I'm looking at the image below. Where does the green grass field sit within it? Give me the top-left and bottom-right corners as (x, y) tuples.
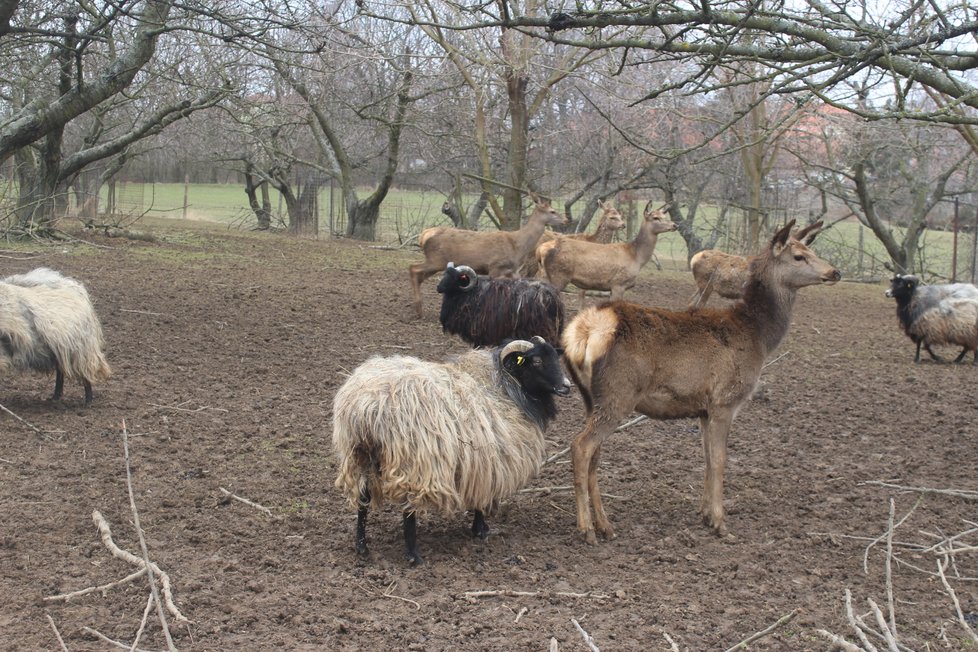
(2, 180), (975, 282)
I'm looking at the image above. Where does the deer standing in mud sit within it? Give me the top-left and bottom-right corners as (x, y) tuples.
(561, 220), (840, 544)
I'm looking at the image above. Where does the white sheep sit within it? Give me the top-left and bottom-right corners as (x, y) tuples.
(0, 268), (111, 404)
(331, 337), (570, 565)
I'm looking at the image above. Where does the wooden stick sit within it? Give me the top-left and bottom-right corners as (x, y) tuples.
(814, 628), (864, 652)
(860, 481), (978, 499)
(936, 556), (978, 644)
(219, 487), (278, 519)
(0, 401), (44, 435)
(122, 421), (179, 652)
(548, 638), (559, 652)
(46, 614), (70, 652)
(514, 607), (528, 624)
(91, 511), (189, 624)
(662, 631), (681, 652)
(862, 495), (922, 573)
(845, 590), (880, 652)
(462, 589), (611, 601)
(867, 598), (899, 652)
(572, 618), (599, 652)
(82, 626), (164, 652)
(723, 609), (798, 652)
(884, 499), (897, 642)
(44, 568), (148, 602)
(130, 592), (156, 652)
(383, 580), (421, 611)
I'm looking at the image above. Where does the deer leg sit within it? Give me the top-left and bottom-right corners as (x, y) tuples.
(409, 264), (437, 318)
(578, 288), (587, 311)
(403, 510), (423, 566)
(355, 485), (371, 556)
(471, 510), (489, 539)
(700, 410), (733, 536)
(572, 415), (618, 545)
(588, 445), (615, 540)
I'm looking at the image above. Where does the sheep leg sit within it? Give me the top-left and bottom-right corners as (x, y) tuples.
(51, 369), (64, 401)
(355, 485), (370, 556)
(588, 445), (615, 541)
(699, 411), (732, 536)
(402, 510), (423, 566)
(83, 380), (94, 405)
(953, 347), (968, 363)
(471, 510), (489, 540)
(924, 343), (944, 363)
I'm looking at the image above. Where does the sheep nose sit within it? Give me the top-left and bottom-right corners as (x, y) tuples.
(555, 377), (572, 396)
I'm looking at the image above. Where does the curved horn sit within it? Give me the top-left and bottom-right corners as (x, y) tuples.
(500, 339), (534, 361)
(531, 336), (546, 344)
(455, 265), (478, 291)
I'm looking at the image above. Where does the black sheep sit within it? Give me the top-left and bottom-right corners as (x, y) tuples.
(436, 263), (565, 347)
(885, 274), (978, 363)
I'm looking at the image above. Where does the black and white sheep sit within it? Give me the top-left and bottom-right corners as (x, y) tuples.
(436, 262), (565, 347)
(0, 267), (111, 403)
(331, 337), (570, 565)
(885, 274), (978, 363)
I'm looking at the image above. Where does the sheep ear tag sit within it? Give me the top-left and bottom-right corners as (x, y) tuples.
(516, 355), (525, 366)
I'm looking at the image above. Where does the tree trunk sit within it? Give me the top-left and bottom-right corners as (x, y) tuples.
(244, 164), (272, 230)
(347, 200), (381, 240)
(502, 69), (530, 230)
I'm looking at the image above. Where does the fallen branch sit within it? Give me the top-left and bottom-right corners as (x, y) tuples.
(814, 628), (864, 651)
(122, 420), (179, 652)
(462, 589), (612, 602)
(44, 568), (148, 603)
(219, 487), (279, 519)
(723, 609), (798, 652)
(382, 580), (421, 611)
(46, 614), (69, 652)
(572, 618), (600, 652)
(82, 626), (164, 652)
(150, 400), (228, 414)
(514, 606), (528, 624)
(91, 511), (189, 625)
(936, 556), (978, 644)
(0, 401), (44, 435)
(860, 481), (978, 500)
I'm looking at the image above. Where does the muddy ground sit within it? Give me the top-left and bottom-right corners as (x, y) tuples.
(1, 220), (976, 651)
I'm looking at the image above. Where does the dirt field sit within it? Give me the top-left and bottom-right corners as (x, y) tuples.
(1, 221), (976, 651)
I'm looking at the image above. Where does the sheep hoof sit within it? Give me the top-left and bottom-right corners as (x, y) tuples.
(406, 551), (424, 566)
(355, 542), (369, 557)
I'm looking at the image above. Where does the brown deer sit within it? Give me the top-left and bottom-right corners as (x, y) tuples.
(688, 222), (822, 307)
(522, 201), (627, 277)
(562, 220), (840, 544)
(538, 202), (675, 308)
(410, 193), (567, 317)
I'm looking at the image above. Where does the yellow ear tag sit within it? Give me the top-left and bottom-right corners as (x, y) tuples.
(516, 355), (525, 365)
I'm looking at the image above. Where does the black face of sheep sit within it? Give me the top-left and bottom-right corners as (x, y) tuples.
(435, 262), (477, 295)
(501, 337), (571, 400)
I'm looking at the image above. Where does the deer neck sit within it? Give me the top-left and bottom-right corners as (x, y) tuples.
(515, 215), (549, 258)
(628, 224), (659, 264)
(739, 276), (799, 357)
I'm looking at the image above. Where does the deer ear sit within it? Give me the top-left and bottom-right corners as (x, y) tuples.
(528, 190), (541, 204)
(771, 220), (795, 253)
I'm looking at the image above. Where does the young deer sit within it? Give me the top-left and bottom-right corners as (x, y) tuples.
(538, 202), (675, 308)
(562, 220), (840, 544)
(688, 222), (822, 307)
(410, 193), (566, 317)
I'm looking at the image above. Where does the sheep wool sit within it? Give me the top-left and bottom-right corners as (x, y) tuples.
(0, 268), (111, 400)
(332, 350), (548, 517)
